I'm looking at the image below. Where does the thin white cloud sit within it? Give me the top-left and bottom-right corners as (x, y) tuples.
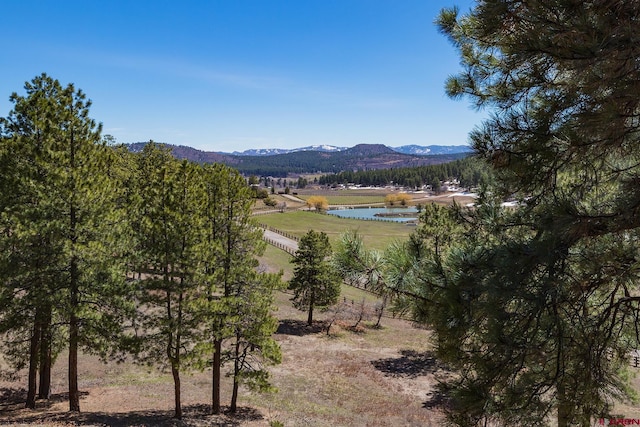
(54, 45), (408, 111)
(49, 45), (285, 91)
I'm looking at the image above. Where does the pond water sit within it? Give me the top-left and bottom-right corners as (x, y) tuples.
(327, 207), (419, 222)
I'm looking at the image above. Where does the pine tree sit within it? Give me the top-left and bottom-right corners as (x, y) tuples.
(199, 163), (268, 414)
(129, 144), (206, 419)
(425, 2), (640, 425)
(226, 270), (282, 413)
(0, 74), (132, 412)
(0, 75), (71, 408)
(289, 230), (340, 326)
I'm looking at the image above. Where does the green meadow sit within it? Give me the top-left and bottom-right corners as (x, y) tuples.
(255, 210), (413, 251)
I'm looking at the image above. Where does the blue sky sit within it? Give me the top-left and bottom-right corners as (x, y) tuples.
(1, 0), (482, 152)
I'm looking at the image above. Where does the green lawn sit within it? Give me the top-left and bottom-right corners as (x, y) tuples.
(256, 210), (413, 250)
(259, 235), (381, 309)
(257, 210), (406, 314)
(258, 244), (294, 281)
(339, 283), (380, 305)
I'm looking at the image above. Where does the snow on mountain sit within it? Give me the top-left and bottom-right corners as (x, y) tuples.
(390, 145), (472, 155)
(227, 144), (471, 156)
(290, 145), (348, 153)
(231, 145), (348, 156)
(231, 148), (290, 156)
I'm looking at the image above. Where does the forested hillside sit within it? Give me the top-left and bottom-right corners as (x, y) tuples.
(319, 156), (492, 190)
(232, 144), (464, 176)
(126, 142), (469, 176)
(127, 142), (237, 165)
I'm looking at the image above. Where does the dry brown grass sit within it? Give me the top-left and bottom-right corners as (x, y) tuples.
(3, 289), (640, 426)
(0, 289), (447, 426)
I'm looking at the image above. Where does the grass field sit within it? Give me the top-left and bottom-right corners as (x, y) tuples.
(279, 188), (476, 208)
(258, 244), (294, 281)
(4, 208), (640, 426)
(256, 210), (414, 250)
(0, 280), (442, 427)
(259, 243), (380, 306)
(296, 194), (387, 205)
(295, 187), (424, 206)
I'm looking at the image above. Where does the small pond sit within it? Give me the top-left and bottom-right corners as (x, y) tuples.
(327, 207), (419, 222)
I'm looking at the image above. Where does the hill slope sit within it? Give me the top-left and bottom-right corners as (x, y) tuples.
(125, 142), (469, 176)
(230, 144), (471, 156)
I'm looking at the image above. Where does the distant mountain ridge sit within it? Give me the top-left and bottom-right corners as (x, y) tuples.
(125, 142), (471, 177)
(231, 145), (348, 156)
(391, 144), (472, 155)
(228, 144), (471, 156)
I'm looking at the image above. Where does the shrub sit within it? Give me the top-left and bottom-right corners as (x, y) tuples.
(306, 195), (329, 212)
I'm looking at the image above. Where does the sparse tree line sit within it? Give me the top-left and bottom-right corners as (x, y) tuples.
(248, 175), (308, 199)
(0, 74), (282, 418)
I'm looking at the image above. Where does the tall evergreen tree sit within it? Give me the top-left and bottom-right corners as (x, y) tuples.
(129, 144), (207, 419)
(225, 269), (282, 413)
(0, 74), (132, 412)
(417, 2), (640, 425)
(199, 163), (269, 414)
(289, 230), (340, 326)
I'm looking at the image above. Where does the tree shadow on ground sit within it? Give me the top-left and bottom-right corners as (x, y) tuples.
(371, 350), (452, 410)
(422, 388), (451, 410)
(276, 319), (325, 336)
(371, 349), (446, 379)
(0, 387), (90, 413)
(0, 403), (263, 427)
(0, 386), (26, 410)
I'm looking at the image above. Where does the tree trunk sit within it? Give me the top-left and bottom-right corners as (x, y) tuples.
(68, 127), (80, 412)
(26, 319), (40, 409)
(172, 289), (183, 419)
(69, 257), (80, 412)
(307, 292), (315, 326)
(353, 299), (365, 328)
(307, 304), (314, 326)
(38, 305), (52, 399)
(38, 342), (52, 399)
(230, 338), (241, 413)
(375, 295), (388, 328)
(69, 308), (80, 412)
(171, 362), (182, 419)
(230, 378), (239, 413)
(212, 338), (222, 414)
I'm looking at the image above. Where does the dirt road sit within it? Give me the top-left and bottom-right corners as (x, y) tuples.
(262, 229), (299, 253)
